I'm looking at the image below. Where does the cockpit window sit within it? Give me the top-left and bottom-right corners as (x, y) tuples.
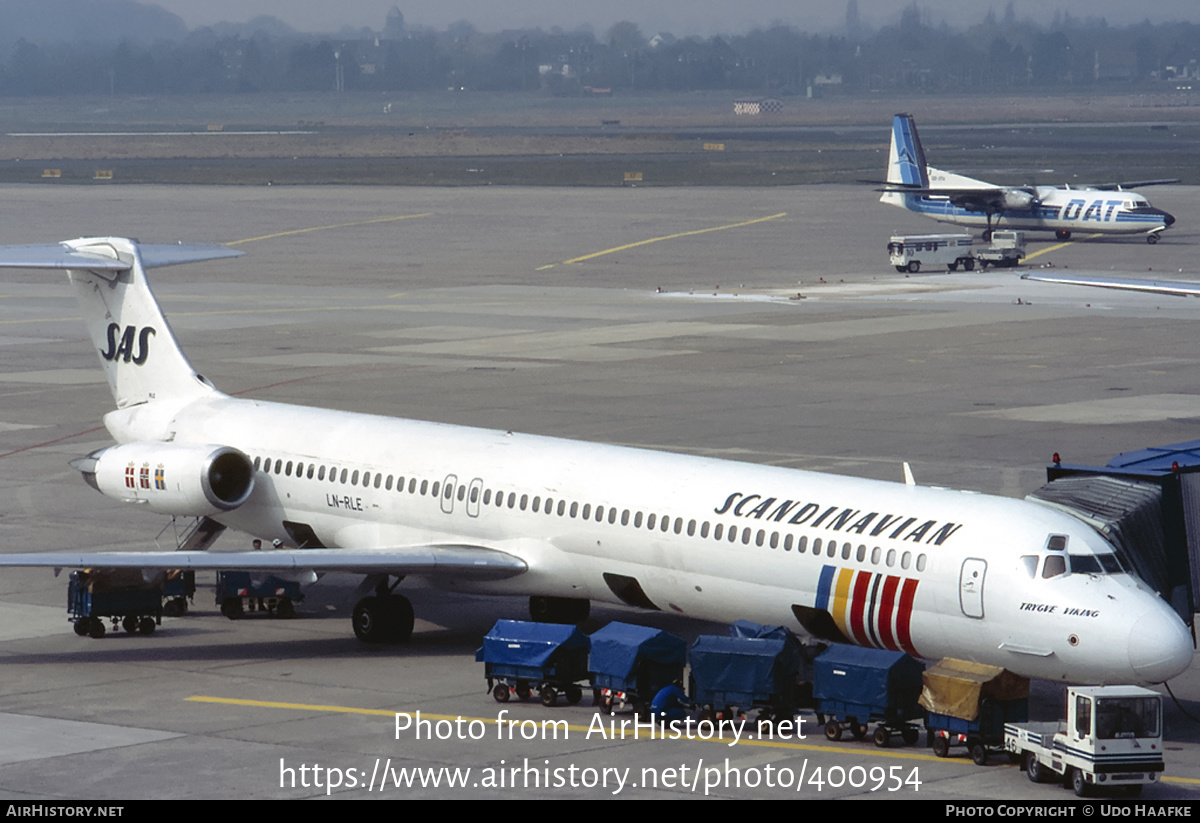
(1042, 554), (1067, 579)
(1098, 553), (1124, 573)
(1047, 534), (1068, 551)
(1019, 555), (1038, 579)
(1069, 554), (1102, 574)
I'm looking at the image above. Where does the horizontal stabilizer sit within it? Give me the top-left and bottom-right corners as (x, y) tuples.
(0, 240), (241, 271)
(1021, 272), (1200, 298)
(0, 545), (527, 580)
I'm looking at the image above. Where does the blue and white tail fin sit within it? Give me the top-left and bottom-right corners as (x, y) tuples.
(0, 237), (241, 409)
(887, 113), (930, 188)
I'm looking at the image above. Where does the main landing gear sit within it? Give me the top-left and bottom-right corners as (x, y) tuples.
(352, 577), (414, 643)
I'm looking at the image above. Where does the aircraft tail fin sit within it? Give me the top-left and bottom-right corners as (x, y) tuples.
(887, 113), (930, 189)
(0, 238), (241, 409)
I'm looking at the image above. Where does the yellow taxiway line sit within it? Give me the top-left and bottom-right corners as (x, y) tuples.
(226, 213), (431, 246)
(1021, 233), (1103, 263)
(543, 212), (788, 269)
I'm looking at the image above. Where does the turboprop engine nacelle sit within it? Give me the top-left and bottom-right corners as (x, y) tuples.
(1002, 188), (1037, 210)
(73, 442), (255, 516)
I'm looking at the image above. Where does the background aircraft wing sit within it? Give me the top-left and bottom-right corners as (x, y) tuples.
(1022, 272), (1200, 298)
(1090, 179), (1180, 190)
(0, 545), (527, 580)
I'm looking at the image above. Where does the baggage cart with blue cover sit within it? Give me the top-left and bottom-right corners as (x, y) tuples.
(813, 644), (925, 746)
(589, 621), (686, 713)
(920, 658), (1029, 764)
(215, 571), (302, 619)
(68, 569), (163, 639)
(688, 623), (806, 721)
(477, 619), (590, 707)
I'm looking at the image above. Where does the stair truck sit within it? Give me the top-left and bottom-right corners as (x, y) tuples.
(1005, 685), (1164, 797)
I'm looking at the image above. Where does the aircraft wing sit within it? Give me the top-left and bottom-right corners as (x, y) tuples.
(1021, 272), (1200, 298)
(0, 241), (241, 271)
(0, 545), (527, 580)
(876, 184), (1011, 213)
(1090, 179), (1180, 191)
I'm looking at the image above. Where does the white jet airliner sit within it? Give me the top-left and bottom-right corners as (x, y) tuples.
(878, 114), (1177, 244)
(0, 237), (1191, 685)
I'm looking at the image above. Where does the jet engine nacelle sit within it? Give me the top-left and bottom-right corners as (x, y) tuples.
(1002, 188), (1036, 210)
(74, 442), (255, 516)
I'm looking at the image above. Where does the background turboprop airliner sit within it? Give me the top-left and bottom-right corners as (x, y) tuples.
(878, 114), (1177, 244)
(0, 237), (1191, 686)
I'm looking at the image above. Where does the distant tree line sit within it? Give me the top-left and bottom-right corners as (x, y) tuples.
(0, 5), (1198, 97)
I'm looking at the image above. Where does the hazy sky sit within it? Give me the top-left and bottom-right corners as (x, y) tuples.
(150, 1), (1200, 37)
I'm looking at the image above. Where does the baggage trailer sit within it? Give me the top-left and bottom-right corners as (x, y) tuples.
(887, 233), (974, 273)
(215, 571), (302, 618)
(477, 619), (590, 707)
(1005, 685), (1164, 797)
(588, 621), (686, 714)
(688, 623), (811, 722)
(813, 645), (925, 746)
(68, 569), (163, 638)
(921, 657), (1029, 764)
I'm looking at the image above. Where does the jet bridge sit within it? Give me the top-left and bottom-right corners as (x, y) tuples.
(1031, 439), (1200, 626)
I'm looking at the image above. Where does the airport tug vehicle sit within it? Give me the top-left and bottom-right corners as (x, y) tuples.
(1006, 685), (1163, 797)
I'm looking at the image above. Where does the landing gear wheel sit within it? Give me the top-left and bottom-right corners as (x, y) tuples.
(73, 620), (89, 637)
(528, 596), (590, 624)
(123, 615), (138, 634)
(1026, 752), (1045, 783)
(932, 736), (950, 758)
(540, 686), (558, 707)
(138, 617), (155, 634)
(492, 684), (511, 703)
(825, 720), (842, 741)
(1055, 230), (1072, 241)
(353, 596), (385, 642)
(902, 726), (920, 746)
(565, 685), (583, 706)
(88, 619), (106, 639)
(352, 594), (413, 643)
(873, 726), (890, 747)
(1148, 233), (1159, 245)
(971, 741), (989, 766)
(906, 261), (920, 274)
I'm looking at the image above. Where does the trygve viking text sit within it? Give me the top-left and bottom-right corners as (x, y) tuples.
(713, 492), (963, 546)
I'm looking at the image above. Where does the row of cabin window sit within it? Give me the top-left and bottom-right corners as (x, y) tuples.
(253, 455), (927, 573)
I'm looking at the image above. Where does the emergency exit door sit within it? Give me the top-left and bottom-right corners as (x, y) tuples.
(960, 558), (987, 618)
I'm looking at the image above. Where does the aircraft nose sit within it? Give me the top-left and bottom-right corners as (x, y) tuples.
(1162, 210), (1176, 227)
(1128, 607), (1193, 683)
